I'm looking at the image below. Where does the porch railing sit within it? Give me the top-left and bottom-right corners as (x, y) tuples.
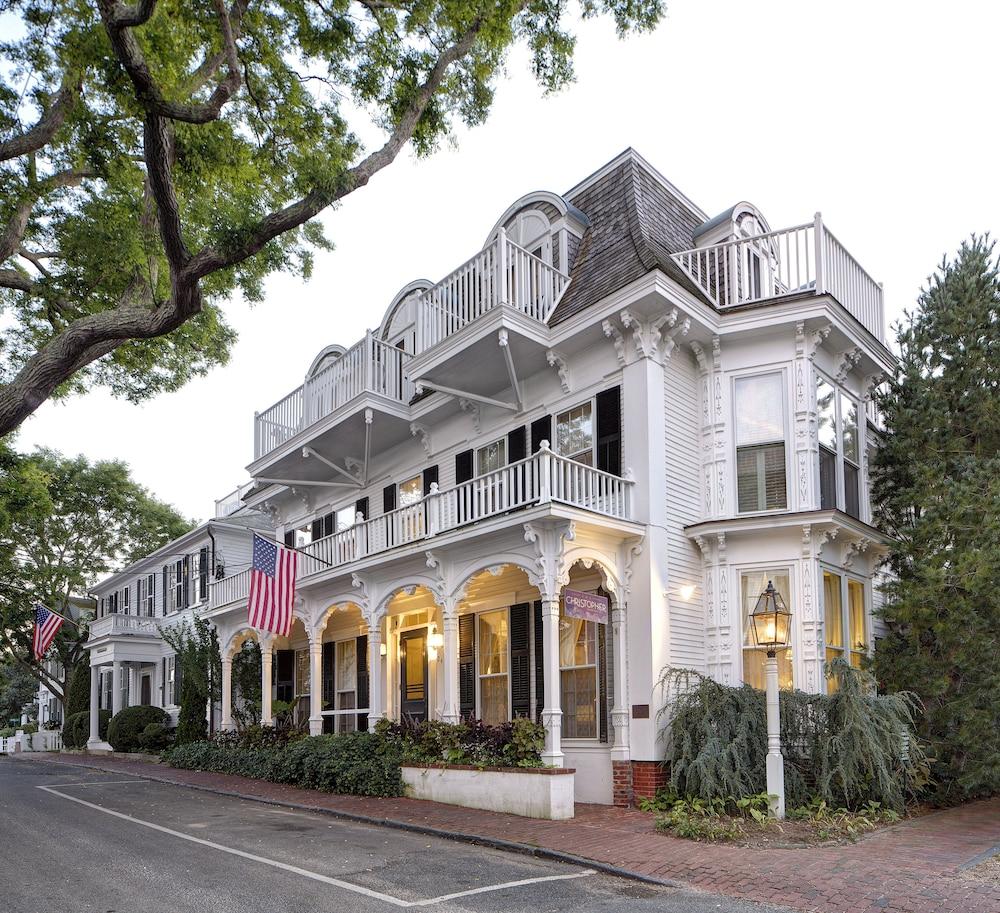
(88, 614), (161, 638)
(254, 333), (414, 460)
(415, 228), (571, 351)
(670, 215), (884, 342)
(210, 569), (251, 609)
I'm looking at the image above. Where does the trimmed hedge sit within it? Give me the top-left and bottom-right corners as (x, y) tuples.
(166, 731), (404, 797)
(62, 709), (110, 748)
(107, 705), (170, 753)
(378, 717), (546, 768)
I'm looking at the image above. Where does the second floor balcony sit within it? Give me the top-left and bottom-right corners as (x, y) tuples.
(212, 444), (635, 610)
(88, 614), (161, 640)
(671, 215), (885, 343)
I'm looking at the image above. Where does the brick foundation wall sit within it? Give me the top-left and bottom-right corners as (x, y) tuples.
(630, 760), (667, 801)
(611, 760), (633, 808)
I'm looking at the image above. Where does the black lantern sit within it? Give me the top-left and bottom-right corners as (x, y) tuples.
(750, 580), (791, 654)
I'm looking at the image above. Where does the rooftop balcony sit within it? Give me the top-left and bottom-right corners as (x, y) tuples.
(252, 332), (414, 472)
(212, 445), (634, 609)
(671, 215), (885, 342)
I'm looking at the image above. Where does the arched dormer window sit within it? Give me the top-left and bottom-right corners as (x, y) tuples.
(306, 345), (347, 379)
(507, 209), (552, 265)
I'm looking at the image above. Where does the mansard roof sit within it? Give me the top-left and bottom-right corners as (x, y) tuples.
(550, 148), (711, 324)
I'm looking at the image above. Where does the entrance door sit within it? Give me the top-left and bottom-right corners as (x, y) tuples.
(140, 672), (151, 705)
(399, 629), (428, 723)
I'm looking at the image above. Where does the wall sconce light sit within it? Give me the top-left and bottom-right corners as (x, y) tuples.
(379, 642), (387, 657)
(427, 625), (444, 661)
(678, 584), (697, 601)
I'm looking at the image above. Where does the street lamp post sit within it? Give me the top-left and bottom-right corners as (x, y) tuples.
(750, 579), (792, 819)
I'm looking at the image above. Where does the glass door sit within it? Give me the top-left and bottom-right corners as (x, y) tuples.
(399, 629), (428, 723)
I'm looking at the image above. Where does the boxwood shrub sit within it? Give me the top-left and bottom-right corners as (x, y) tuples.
(62, 709), (110, 748)
(107, 705), (170, 753)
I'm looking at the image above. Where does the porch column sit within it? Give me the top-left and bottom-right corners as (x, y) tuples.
(308, 639), (323, 736)
(111, 661), (123, 716)
(151, 661), (161, 711)
(260, 639), (273, 726)
(540, 597), (564, 767)
(367, 619), (384, 731)
(88, 664), (100, 745)
(220, 655), (234, 731)
(127, 666), (135, 707)
(609, 601), (631, 761)
(440, 611), (460, 724)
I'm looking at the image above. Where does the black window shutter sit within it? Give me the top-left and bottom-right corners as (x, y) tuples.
(454, 450), (473, 484)
(99, 596), (105, 617)
(284, 529), (296, 547)
(199, 546), (210, 600)
(422, 465), (439, 495)
(162, 566), (168, 615)
(174, 657), (183, 705)
(507, 426), (527, 463)
(533, 601), (544, 720)
(510, 604), (531, 718)
(458, 614), (476, 719)
(322, 642), (335, 734)
(596, 386), (622, 476)
(356, 635), (369, 731)
(531, 415), (552, 453)
(311, 517), (323, 542)
(324, 512), (335, 537)
(383, 484), (396, 513)
(598, 621), (609, 743)
(182, 556), (190, 607)
(354, 496), (369, 520)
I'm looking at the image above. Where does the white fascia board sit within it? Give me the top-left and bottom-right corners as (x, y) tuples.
(684, 508), (893, 547)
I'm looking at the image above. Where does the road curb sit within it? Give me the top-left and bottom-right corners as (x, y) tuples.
(21, 754), (684, 891)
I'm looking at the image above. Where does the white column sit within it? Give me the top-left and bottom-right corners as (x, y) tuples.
(367, 619), (384, 732)
(127, 666), (135, 707)
(88, 665), (100, 745)
(440, 611), (459, 724)
(220, 655), (234, 731)
(111, 661), (123, 716)
(540, 597), (563, 767)
(609, 602), (630, 762)
(765, 651), (786, 818)
(309, 639), (323, 736)
(260, 641), (273, 726)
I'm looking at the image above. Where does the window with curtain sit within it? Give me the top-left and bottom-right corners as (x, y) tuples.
(741, 570), (793, 689)
(295, 648), (310, 696)
(559, 608), (598, 739)
(476, 438), (506, 476)
(478, 610), (509, 725)
(735, 374), (787, 512)
(556, 402), (594, 465)
(824, 572), (869, 691)
(398, 474), (423, 507)
(336, 640), (357, 733)
(848, 580), (867, 667)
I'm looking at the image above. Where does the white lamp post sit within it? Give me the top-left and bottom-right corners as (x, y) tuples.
(749, 579), (791, 819)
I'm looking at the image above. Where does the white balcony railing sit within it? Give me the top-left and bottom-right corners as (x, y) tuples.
(88, 614), (160, 639)
(671, 215), (884, 342)
(254, 333), (414, 460)
(210, 445), (634, 608)
(416, 228), (571, 351)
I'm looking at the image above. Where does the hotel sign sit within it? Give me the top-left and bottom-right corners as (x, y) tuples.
(563, 589), (609, 625)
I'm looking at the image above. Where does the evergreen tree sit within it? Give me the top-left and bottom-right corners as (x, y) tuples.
(174, 674), (207, 745)
(872, 236), (1000, 804)
(63, 663), (90, 718)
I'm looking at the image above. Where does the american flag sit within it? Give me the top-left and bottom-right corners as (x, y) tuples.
(32, 603), (64, 661)
(248, 534), (297, 637)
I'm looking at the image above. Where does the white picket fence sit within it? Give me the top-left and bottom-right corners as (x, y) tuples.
(0, 729), (63, 754)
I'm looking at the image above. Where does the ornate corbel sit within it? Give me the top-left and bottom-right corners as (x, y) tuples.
(835, 347), (863, 384)
(843, 536), (873, 570)
(602, 319), (627, 366)
(524, 520), (576, 602)
(290, 487), (313, 513)
(689, 341), (709, 373)
(409, 422), (432, 457)
(662, 317), (691, 361)
(545, 349), (572, 394)
(620, 307), (678, 360)
(458, 397), (481, 433)
(344, 456), (365, 480)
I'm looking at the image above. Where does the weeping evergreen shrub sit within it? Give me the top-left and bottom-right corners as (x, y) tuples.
(659, 660), (927, 812)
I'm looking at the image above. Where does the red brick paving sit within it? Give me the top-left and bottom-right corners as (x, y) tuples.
(29, 754), (1000, 913)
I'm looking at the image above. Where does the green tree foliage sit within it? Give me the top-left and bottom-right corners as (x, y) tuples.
(161, 617), (220, 742)
(659, 663), (927, 813)
(0, 442), (192, 702)
(871, 237), (1000, 804)
(175, 672), (207, 744)
(0, 0), (663, 434)
(0, 659), (38, 724)
(231, 639), (261, 731)
(63, 662), (90, 717)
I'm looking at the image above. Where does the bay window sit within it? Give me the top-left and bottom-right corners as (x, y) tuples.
(559, 606), (598, 739)
(816, 375), (862, 518)
(741, 569), (793, 690)
(823, 572), (868, 691)
(478, 609), (509, 725)
(735, 373), (787, 512)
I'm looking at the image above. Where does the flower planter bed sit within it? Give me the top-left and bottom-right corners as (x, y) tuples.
(401, 763), (575, 820)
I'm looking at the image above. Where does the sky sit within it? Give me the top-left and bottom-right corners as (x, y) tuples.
(12, 0), (1000, 522)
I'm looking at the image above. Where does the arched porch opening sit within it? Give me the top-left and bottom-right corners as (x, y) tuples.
(264, 615), (311, 729)
(314, 601), (369, 735)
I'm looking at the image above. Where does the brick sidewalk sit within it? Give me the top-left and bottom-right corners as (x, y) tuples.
(28, 754), (1000, 913)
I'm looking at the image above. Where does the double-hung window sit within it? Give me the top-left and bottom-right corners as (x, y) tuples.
(198, 547), (210, 601)
(816, 376), (862, 518)
(475, 439), (507, 514)
(823, 572), (868, 691)
(560, 607), (598, 739)
(335, 639), (358, 733)
(735, 373), (787, 512)
(556, 403), (594, 465)
(173, 559), (183, 610)
(741, 569), (793, 690)
(145, 574), (155, 616)
(122, 585), (130, 615)
(478, 609), (509, 725)
(398, 474), (423, 507)
(476, 438), (506, 476)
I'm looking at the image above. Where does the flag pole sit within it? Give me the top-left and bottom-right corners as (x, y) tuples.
(255, 532), (336, 569)
(5, 584), (89, 631)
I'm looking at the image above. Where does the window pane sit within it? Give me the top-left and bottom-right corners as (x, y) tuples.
(844, 463), (860, 518)
(560, 667), (597, 738)
(476, 439), (506, 476)
(741, 570), (793, 689)
(336, 640), (356, 691)
(737, 443), (786, 512)
(336, 506), (355, 530)
(480, 675), (508, 725)
(824, 571), (844, 652)
(295, 649), (310, 695)
(848, 580), (866, 652)
(399, 475), (423, 506)
(819, 446), (838, 509)
(842, 396), (859, 463)
(559, 615), (596, 667)
(816, 377), (837, 450)
(735, 374), (784, 444)
(478, 610), (508, 675)
(556, 403), (594, 463)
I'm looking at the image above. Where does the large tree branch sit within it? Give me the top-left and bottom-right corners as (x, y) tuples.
(186, 10), (492, 280)
(0, 79), (79, 163)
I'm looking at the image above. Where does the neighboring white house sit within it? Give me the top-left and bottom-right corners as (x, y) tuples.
(83, 490), (272, 749)
(31, 594), (94, 729)
(189, 147), (895, 807)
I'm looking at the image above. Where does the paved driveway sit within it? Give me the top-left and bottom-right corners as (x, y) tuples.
(1, 758), (787, 913)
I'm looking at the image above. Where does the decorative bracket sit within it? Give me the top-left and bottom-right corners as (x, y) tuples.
(795, 321), (833, 361)
(458, 398), (481, 433)
(835, 347), (863, 384)
(602, 319), (627, 366)
(620, 307), (678, 360)
(523, 520), (576, 602)
(662, 317), (691, 361)
(545, 349), (572, 394)
(409, 422), (432, 457)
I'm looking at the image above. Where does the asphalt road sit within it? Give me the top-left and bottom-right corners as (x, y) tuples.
(0, 757), (789, 913)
